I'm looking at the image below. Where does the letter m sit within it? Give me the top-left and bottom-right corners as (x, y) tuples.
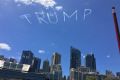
(63, 10), (78, 22)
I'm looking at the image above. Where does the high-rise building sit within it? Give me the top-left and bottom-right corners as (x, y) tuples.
(70, 47), (81, 69)
(85, 54), (96, 72)
(43, 59), (50, 73)
(31, 57), (41, 72)
(20, 50), (34, 65)
(51, 52), (61, 65)
(50, 53), (62, 80)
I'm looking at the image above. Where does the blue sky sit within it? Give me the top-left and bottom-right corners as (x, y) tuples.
(0, 0), (120, 76)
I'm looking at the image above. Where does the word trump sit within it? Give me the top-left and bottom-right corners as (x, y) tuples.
(20, 9), (92, 24)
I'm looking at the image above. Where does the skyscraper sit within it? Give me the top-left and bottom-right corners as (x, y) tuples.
(85, 54), (96, 72)
(31, 57), (41, 72)
(70, 47), (81, 69)
(51, 52), (61, 65)
(43, 59), (50, 73)
(50, 53), (62, 80)
(20, 50), (34, 65)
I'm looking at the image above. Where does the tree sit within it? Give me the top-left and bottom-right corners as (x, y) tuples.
(86, 76), (96, 80)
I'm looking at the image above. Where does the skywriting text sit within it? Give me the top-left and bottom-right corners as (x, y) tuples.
(20, 9), (92, 24)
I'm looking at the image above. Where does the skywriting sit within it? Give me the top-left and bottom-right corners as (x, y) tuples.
(20, 9), (92, 24)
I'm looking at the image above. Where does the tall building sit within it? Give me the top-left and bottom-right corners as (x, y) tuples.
(70, 47), (81, 69)
(31, 57), (41, 72)
(20, 50), (34, 65)
(50, 53), (62, 80)
(85, 54), (96, 72)
(51, 52), (61, 65)
(43, 59), (50, 73)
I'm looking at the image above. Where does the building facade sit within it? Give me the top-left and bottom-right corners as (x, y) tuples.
(51, 52), (61, 65)
(20, 50), (34, 65)
(43, 59), (50, 73)
(30, 57), (41, 72)
(70, 47), (81, 69)
(85, 54), (96, 72)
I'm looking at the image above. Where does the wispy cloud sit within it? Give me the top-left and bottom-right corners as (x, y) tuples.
(15, 0), (56, 8)
(0, 43), (11, 51)
(106, 55), (111, 58)
(55, 6), (63, 11)
(38, 49), (45, 54)
(14, 0), (63, 10)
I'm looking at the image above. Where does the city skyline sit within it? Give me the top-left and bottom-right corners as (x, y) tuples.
(0, 0), (120, 77)
(0, 47), (117, 76)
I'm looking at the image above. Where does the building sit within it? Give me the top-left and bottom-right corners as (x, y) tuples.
(50, 64), (62, 80)
(67, 76), (70, 80)
(51, 52), (61, 65)
(116, 72), (120, 78)
(70, 66), (90, 80)
(106, 70), (115, 78)
(9, 58), (17, 63)
(30, 57), (41, 72)
(0, 60), (30, 72)
(50, 53), (62, 80)
(78, 66), (90, 73)
(70, 67), (100, 80)
(85, 54), (96, 72)
(62, 75), (66, 80)
(4, 57), (10, 62)
(70, 68), (81, 80)
(0, 69), (46, 80)
(0, 55), (4, 60)
(20, 50), (34, 65)
(70, 47), (81, 69)
(43, 59), (50, 73)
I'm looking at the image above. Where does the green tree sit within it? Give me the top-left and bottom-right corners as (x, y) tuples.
(86, 76), (96, 80)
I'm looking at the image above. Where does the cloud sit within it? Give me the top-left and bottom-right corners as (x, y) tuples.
(55, 6), (63, 11)
(0, 43), (11, 51)
(106, 55), (111, 58)
(15, 0), (63, 11)
(15, 0), (56, 8)
(38, 49), (45, 54)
